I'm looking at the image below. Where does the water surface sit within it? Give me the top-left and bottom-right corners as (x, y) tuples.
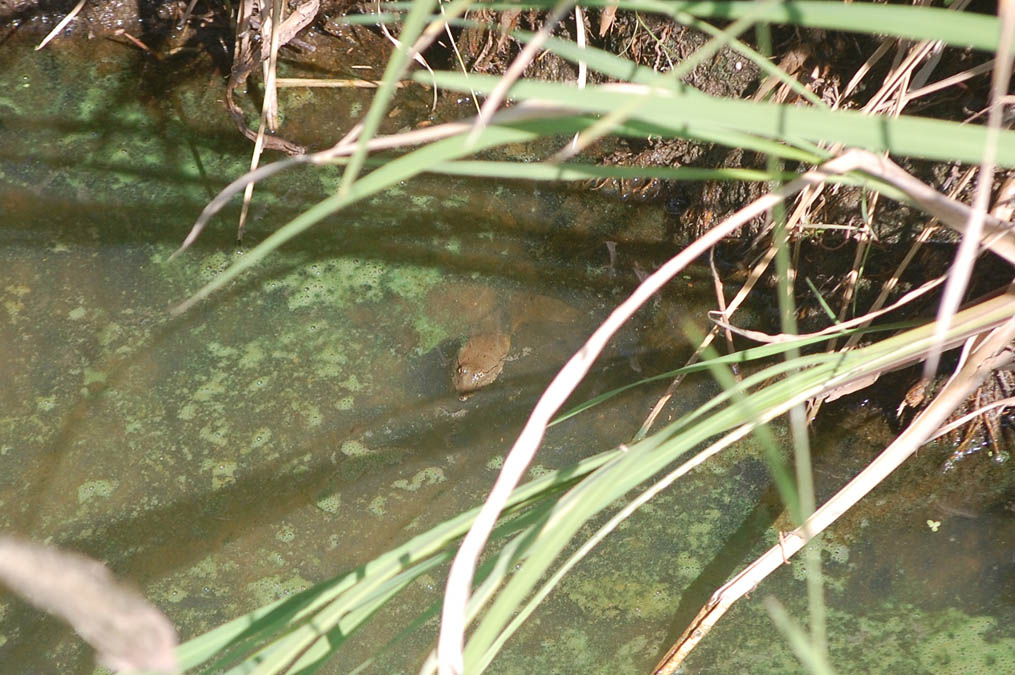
(1, 30), (1013, 675)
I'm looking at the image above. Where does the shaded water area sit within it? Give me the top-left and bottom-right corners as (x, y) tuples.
(1, 31), (1014, 675)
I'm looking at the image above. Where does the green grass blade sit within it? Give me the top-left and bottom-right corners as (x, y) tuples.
(176, 452), (615, 671)
(459, 292), (1015, 667)
(421, 74), (1015, 167)
(174, 122), (549, 312)
(669, 0), (1003, 53)
(764, 596), (838, 675)
(338, 0), (438, 195)
(437, 0), (1005, 53)
(427, 160), (786, 182)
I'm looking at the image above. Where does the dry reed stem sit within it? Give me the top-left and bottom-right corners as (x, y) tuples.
(170, 101), (578, 260)
(35, 0), (87, 50)
(598, 0), (618, 37)
(376, 0), (438, 107)
(439, 1), (481, 115)
(927, 0), (1015, 378)
(808, 166), (979, 420)
(653, 312), (1015, 674)
(929, 394), (1015, 442)
(436, 155), (850, 675)
(237, 0), (286, 243)
(236, 0), (313, 240)
(0, 536), (178, 673)
(902, 60), (995, 106)
(708, 273), (947, 345)
(636, 244), (777, 439)
(710, 249), (738, 376)
(794, 10), (941, 354)
(274, 77), (411, 88)
(436, 149), (923, 673)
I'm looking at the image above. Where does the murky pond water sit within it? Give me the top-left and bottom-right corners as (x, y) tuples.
(2, 30), (1014, 675)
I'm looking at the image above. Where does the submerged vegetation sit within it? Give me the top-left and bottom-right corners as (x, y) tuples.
(5, 0), (1015, 672)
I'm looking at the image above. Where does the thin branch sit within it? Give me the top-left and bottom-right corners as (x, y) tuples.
(36, 0), (87, 50)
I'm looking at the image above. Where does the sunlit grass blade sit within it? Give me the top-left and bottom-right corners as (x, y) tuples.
(173, 120), (561, 313)
(435, 0), (1004, 53)
(458, 291), (1015, 669)
(419, 73), (1015, 167)
(176, 286), (1014, 672)
(337, 0), (438, 194)
(175, 452), (615, 671)
(764, 596), (837, 675)
(428, 159), (788, 182)
(665, 0), (1002, 52)
(550, 320), (918, 427)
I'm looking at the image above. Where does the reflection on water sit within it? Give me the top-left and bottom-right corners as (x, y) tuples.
(2, 30), (1013, 675)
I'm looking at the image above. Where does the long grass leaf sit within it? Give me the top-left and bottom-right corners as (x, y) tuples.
(173, 123), (546, 313)
(420, 74), (1015, 167)
(339, 0), (438, 194)
(441, 0), (1004, 52)
(176, 452), (614, 670)
(459, 292), (1015, 667)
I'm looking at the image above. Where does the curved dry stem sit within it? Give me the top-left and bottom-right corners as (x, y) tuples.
(927, 0), (1015, 377)
(654, 313), (1015, 673)
(708, 273), (946, 345)
(35, 0), (88, 50)
(169, 102), (573, 261)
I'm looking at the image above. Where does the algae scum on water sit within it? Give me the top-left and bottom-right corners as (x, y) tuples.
(2, 28), (1014, 675)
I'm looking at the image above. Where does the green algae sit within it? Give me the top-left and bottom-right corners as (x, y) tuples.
(314, 491), (342, 514)
(77, 479), (118, 504)
(528, 464), (552, 479)
(392, 467), (446, 492)
(205, 459), (237, 489)
(247, 574), (313, 606)
(249, 427), (272, 449)
(412, 313), (448, 354)
(689, 603), (1015, 675)
(275, 523), (297, 544)
(0, 38), (497, 671)
(341, 440), (371, 457)
(565, 575), (675, 621)
(368, 495), (387, 517)
(3, 32), (1013, 675)
(290, 401), (323, 429)
(81, 367), (106, 387)
(491, 627), (654, 675)
(917, 611), (1015, 674)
